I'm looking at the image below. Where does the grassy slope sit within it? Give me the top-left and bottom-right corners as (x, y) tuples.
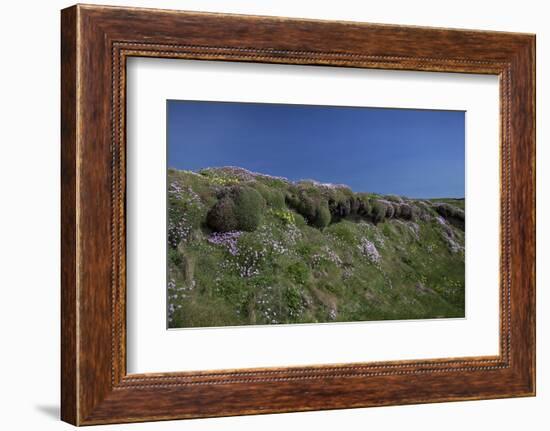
(167, 167), (465, 328)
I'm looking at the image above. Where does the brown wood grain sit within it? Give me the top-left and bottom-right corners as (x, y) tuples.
(61, 4), (535, 425)
(60, 5), (78, 425)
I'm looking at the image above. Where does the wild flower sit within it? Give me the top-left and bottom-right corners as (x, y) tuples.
(168, 181), (201, 205)
(312, 245), (343, 267)
(300, 179), (350, 190)
(236, 249), (264, 277)
(256, 289), (281, 323)
(271, 208), (295, 225)
(359, 221), (386, 247)
(199, 166), (290, 184)
(207, 231), (242, 256)
(358, 237), (381, 264)
(283, 223), (302, 246)
(324, 247), (343, 266)
(167, 278), (194, 301)
(254, 225), (290, 256)
(168, 181), (184, 199)
(168, 216), (190, 247)
(216, 235), (267, 278)
(167, 181), (203, 247)
(342, 266), (354, 280)
(393, 219), (420, 240)
(211, 175), (239, 187)
(408, 222), (420, 239)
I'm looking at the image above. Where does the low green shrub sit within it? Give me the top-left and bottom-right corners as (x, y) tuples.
(385, 202), (395, 218)
(392, 202), (402, 218)
(168, 248), (183, 268)
(232, 186), (265, 231)
(285, 193), (301, 210)
(313, 202), (331, 229)
(399, 203), (414, 220)
(286, 261), (310, 285)
(371, 200), (387, 224)
(206, 186), (265, 232)
(286, 190), (331, 229)
(254, 183), (286, 208)
(206, 196), (239, 232)
(435, 203), (464, 221)
(326, 221), (356, 244)
(385, 194), (404, 203)
(328, 197), (351, 219)
(434, 203), (465, 229)
(284, 285), (303, 315)
(356, 194), (371, 217)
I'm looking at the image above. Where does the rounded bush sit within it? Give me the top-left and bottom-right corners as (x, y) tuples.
(339, 198), (352, 217)
(392, 202), (402, 218)
(254, 183), (285, 208)
(371, 200), (387, 224)
(386, 194), (404, 203)
(385, 202), (395, 219)
(435, 203), (464, 221)
(398, 203), (420, 221)
(313, 203), (331, 229)
(349, 197), (361, 215)
(285, 190), (331, 229)
(285, 193), (301, 210)
(232, 186), (265, 231)
(434, 202), (464, 229)
(266, 189), (286, 208)
(206, 196), (238, 232)
(328, 197), (351, 220)
(299, 195), (318, 221)
(206, 186), (265, 232)
(356, 195), (371, 217)
(288, 192), (312, 219)
(399, 203), (413, 220)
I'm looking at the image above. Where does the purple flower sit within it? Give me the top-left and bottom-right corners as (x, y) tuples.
(168, 216), (190, 247)
(208, 231), (242, 256)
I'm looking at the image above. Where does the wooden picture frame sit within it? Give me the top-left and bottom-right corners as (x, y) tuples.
(61, 4), (535, 425)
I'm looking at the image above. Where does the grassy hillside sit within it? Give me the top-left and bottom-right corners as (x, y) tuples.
(167, 166), (465, 328)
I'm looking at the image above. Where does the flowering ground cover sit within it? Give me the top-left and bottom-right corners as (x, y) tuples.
(167, 166), (465, 328)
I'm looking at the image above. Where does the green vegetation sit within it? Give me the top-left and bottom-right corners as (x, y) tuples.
(167, 166), (465, 328)
(206, 185), (265, 232)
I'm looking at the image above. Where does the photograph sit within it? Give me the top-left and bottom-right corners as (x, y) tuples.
(166, 100), (466, 328)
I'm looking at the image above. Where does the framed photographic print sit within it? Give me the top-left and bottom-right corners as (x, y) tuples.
(61, 4), (536, 425)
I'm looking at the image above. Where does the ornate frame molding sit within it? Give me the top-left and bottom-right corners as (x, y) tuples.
(61, 5), (535, 425)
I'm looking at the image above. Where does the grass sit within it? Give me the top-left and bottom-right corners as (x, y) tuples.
(167, 167), (465, 328)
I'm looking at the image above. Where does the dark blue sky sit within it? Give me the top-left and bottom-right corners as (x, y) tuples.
(167, 100), (465, 198)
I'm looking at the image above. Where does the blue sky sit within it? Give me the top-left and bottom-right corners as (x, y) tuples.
(167, 100), (465, 198)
